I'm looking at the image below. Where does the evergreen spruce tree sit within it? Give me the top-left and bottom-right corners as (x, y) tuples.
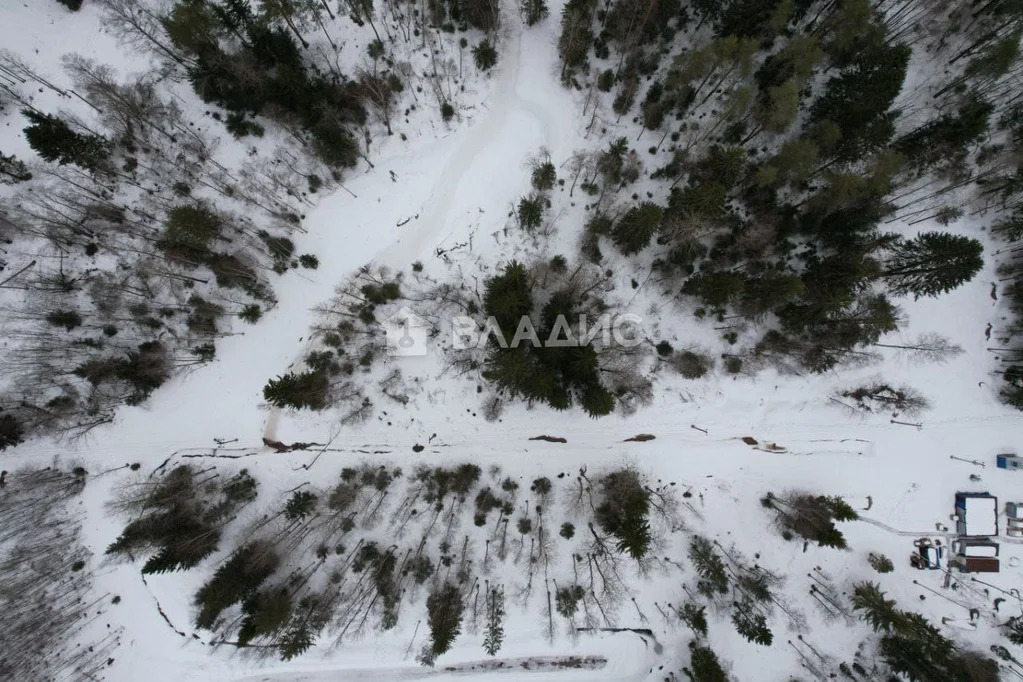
(518, 195), (544, 230)
(473, 40), (498, 71)
(0, 414), (24, 451)
(425, 582), (464, 660)
(731, 600), (773, 645)
(462, 0), (500, 30)
(521, 0), (549, 25)
(594, 469), (652, 559)
(895, 95), (993, 169)
(685, 642), (728, 682)
(1003, 366), (1023, 410)
(483, 261), (534, 337)
(868, 553), (895, 573)
(195, 542), (280, 629)
(677, 602), (709, 636)
(762, 493), (857, 547)
(283, 490), (317, 520)
(557, 0), (596, 80)
(1005, 616), (1023, 645)
(531, 161), (557, 190)
(22, 110), (111, 172)
(482, 586), (505, 655)
(683, 271), (747, 307)
(809, 41), (911, 160)
(882, 232), (984, 299)
(279, 623), (315, 660)
(263, 370), (329, 410)
(579, 381), (614, 417)
(611, 202), (663, 255)
(850, 582), (903, 633)
(689, 536), (729, 596)
(239, 589), (293, 645)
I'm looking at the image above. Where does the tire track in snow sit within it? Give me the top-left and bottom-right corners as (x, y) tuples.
(369, 18), (557, 270)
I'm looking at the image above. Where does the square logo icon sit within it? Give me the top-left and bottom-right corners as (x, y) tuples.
(384, 306), (429, 356)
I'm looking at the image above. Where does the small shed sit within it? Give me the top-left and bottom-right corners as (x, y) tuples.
(1007, 502), (1023, 519)
(953, 539), (1000, 558)
(955, 492), (998, 537)
(952, 556), (1000, 573)
(997, 454), (1022, 470)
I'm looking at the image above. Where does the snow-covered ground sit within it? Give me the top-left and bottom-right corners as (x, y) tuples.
(3, 2), (1023, 681)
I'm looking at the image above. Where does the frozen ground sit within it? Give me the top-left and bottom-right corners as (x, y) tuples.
(3, 2), (1023, 681)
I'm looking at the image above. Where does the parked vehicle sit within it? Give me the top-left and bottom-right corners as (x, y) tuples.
(911, 539), (945, 569)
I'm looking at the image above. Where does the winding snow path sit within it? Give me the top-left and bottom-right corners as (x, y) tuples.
(262, 17), (577, 441)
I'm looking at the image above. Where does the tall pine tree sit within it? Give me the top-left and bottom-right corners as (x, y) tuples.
(882, 232), (984, 299)
(22, 110), (111, 172)
(482, 585), (505, 655)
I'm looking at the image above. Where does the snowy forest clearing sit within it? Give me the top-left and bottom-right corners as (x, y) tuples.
(3, 0), (1023, 680)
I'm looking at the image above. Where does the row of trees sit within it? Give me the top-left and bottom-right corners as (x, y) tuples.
(107, 464), (258, 573)
(103, 459), (680, 663)
(851, 582), (999, 680)
(0, 467), (120, 680)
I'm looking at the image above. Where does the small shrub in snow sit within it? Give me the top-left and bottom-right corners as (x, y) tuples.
(224, 112), (264, 138)
(531, 161), (557, 191)
(868, 552), (894, 573)
(46, 310), (82, 331)
(841, 382), (929, 416)
(284, 490), (317, 520)
(518, 194), (544, 229)
(671, 350), (712, 378)
(482, 395), (504, 421)
(239, 304), (262, 323)
(530, 476), (552, 496)
(473, 40), (498, 71)
(554, 584), (584, 618)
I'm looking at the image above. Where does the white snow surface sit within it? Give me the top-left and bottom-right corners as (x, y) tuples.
(961, 495), (999, 538)
(3, 2), (1023, 682)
